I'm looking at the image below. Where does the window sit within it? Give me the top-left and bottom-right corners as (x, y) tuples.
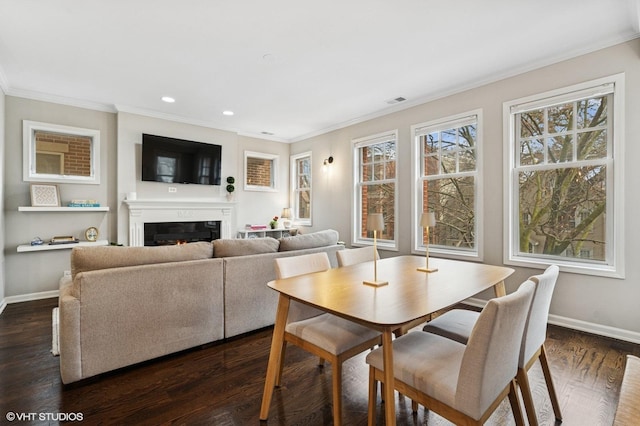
(412, 111), (482, 259)
(504, 74), (625, 277)
(290, 152), (312, 226)
(244, 151), (278, 192)
(353, 131), (397, 249)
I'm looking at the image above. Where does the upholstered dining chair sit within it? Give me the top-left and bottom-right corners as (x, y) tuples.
(274, 252), (382, 426)
(336, 246), (379, 267)
(366, 279), (535, 426)
(422, 265), (561, 425)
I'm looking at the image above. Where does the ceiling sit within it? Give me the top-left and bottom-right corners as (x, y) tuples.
(0, 1), (638, 142)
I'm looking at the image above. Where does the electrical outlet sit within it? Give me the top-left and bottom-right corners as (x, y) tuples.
(168, 187), (177, 193)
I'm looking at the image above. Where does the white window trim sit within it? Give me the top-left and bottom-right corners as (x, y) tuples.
(502, 73), (625, 278)
(244, 151), (278, 192)
(411, 109), (484, 261)
(352, 130), (398, 250)
(290, 151), (312, 226)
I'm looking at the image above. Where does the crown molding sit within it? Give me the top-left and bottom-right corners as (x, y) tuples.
(0, 63), (9, 94)
(4, 86), (116, 113)
(289, 33), (640, 143)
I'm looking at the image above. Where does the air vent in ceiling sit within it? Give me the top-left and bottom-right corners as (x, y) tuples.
(386, 96), (407, 105)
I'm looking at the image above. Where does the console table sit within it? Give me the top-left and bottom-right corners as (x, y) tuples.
(237, 228), (297, 239)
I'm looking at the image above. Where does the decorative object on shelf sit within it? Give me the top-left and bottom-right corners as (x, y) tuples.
(363, 213), (388, 287)
(30, 237), (44, 246)
(269, 216), (279, 229)
(49, 236), (79, 245)
(281, 207), (292, 229)
(226, 176), (235, 201)
(418, 211), (438, 272)
(68, 199), (100, 207)
(85, 226), (99, 242)
(30, 183), (61, 207)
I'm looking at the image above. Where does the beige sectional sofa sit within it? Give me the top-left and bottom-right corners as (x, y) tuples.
(58, 230), (343, 384)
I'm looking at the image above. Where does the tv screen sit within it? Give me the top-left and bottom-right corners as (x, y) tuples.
(142, 134), (221, 185)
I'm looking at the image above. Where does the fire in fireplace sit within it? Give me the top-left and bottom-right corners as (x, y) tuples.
(144, 221), (221, 246)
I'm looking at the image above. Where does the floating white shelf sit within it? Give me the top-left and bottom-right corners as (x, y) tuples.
(18, 206), (110, 212)
(17, 239), (109, 253)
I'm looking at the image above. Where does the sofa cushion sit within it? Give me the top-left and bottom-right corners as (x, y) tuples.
(278, 229), (339, 251)
(213, 237), (280, 258)
(70, 241), (213, 278)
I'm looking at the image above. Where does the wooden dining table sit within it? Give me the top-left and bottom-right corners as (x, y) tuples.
(259, 255), (515, 425)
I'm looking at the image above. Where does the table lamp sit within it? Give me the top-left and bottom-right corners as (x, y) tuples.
(281, 207), (292, 229)
(418, 212), (438, 272)
(363, 213), (388, 286)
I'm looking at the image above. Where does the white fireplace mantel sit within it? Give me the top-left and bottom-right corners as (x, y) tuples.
(124, 199), (236, 246)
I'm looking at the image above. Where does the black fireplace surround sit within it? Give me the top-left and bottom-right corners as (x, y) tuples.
(144, 221), (221, 246)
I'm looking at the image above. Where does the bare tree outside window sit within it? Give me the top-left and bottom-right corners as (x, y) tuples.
(516, 95), (609, 261)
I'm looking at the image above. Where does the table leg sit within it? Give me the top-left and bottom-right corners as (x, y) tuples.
(382, 329), (396, 426)
(260, 294), (290, 420)
(494, 280), (506, 297)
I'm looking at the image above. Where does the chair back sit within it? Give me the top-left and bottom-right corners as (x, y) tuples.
(455, 280), (535, 419)
(336, 246), (379, 267)
(274, 252), (331, 323)
(520, 264), (559, 367)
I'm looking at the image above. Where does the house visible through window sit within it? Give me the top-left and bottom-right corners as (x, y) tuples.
(412, 111), (481, 258)
(504, 74), (624, 277)
(291, 152), (312, 226)
(352, 131), (397, 249)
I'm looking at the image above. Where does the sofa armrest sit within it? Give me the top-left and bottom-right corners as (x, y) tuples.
(59, 291), (82, 384)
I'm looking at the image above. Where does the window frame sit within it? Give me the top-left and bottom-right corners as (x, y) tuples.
(244, 151), (278, 192)
(290, 151), (312, 226)
(503, 74), (625, 278)
(411, 110), (483, 261)
(352, 130), (399, 250)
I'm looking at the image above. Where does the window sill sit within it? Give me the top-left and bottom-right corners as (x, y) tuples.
(505, 255), (624, 279)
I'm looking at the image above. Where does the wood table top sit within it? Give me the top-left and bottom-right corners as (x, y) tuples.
(268, 255), (514, 328)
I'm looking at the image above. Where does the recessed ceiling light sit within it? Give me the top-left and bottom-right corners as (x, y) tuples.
(222, 110), (234, 116)
(161, 96), (175, 103)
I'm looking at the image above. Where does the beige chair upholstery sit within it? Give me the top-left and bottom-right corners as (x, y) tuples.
(366, 280), (536, 425)
(422, 265), (561, 425)
(274, 252), (382, 426)
(336, 246), (379, 267)
(613, 355), (640, 426)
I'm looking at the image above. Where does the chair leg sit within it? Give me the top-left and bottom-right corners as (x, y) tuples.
(275, 341), (288, 387)
(540, 345), (563, 422)
(508, 379), (525, 426)
(368, 366), (377, 426)
(332, 361), (342, 426)
(516, 367), (538, 426)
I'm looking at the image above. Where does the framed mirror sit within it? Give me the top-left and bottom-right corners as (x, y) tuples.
(23, 120), (101, 184)
(244, 151), (278, 192)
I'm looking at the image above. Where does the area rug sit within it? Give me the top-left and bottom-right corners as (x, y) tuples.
(51, 307), (59, 356)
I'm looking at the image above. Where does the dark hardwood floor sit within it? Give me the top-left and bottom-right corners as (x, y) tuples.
(1, 298), (638, 425)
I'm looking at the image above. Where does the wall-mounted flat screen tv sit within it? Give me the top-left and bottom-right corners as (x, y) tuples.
(142, 133), (222, 185)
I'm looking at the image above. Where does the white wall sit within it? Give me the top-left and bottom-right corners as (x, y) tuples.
(115, 114), (289, 243)
(292, 39), (640, 340)
(235, 135), (291, 228)
(3, 97), (116, 298)
(0, 87), (6, 307)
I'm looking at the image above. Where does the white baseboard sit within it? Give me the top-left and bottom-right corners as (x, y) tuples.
(0, 300), (6, 315)
(2, 290), (59, 306)
(465, 297), (640, 345)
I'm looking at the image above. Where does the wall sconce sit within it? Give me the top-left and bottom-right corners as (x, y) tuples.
(323, 156), (334, 171)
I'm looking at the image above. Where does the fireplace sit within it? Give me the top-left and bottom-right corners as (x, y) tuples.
(144, 221), (221, 246)
(124, 199), (235, 247)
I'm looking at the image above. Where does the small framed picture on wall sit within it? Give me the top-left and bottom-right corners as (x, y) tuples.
(30, 183), (61, 207)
